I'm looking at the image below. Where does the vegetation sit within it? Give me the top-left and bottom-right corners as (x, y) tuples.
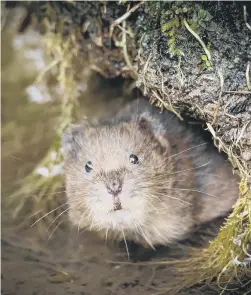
(5, 1), (251, 293)
(8, 7), (82, 228)
(160, 3), (214, 61)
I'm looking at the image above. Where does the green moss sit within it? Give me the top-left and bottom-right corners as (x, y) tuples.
(160, 3), (215, 61)
(144, 180), (251, 294)
(7, 1), (250, 291)
(201, 53), (212, 68)
(161, 15), (184, 58)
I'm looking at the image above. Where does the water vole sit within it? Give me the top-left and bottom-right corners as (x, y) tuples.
(62, 99), (239, 248)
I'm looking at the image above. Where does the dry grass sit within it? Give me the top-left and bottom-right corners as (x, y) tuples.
(6, 1), (251, 292)
(8, 13), (82, 229)
(151, 179), (251, 294)
(135, 26), (251, 293)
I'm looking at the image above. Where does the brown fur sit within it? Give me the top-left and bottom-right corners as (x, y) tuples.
(62, 99), (239, 247)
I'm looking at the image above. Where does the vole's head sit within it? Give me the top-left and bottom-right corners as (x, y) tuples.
(62, 115), (173, 233)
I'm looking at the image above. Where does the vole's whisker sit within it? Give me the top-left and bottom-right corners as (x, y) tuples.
(43, 190), (67, 195)
(89, 213), (97, 231)
(168, 142), (207, 160)
(65, 171), (96, 184)
(137, 223), (156, 250)
(78, 208), (91, 233)
(132, 221), (141, 235)
(149, 193), (192, 206)
(141, 207), (156, 219)
(105, 228), (109, 245)
(86, 208), (94, 223)
(46, 219), (65, 244)
(152, 225), (167, 243)
(31, 202), (69, 227)
(79, 226), (89, 236)
(167, 187), (218, 198)
(46, 207), (71, 231)
(121, 228), (130, 260)
(166, 160), (212, 176)
(29, 209), (44, 219)
(8, 186), (66, 199)
(141, 200), (157, 213)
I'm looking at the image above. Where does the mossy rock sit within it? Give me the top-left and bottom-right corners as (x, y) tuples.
(3, 1), (251, 294)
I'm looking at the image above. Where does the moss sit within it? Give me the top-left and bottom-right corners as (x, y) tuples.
(150, 179), (251, 294)
(201, 53), (212, 69)
(135, 2), (251, 292)
(160, 2), (215, 61)
(6, 1), (251, 292)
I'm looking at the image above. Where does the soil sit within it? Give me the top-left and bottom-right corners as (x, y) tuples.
(26, 0), (251, 177)
(1, 3), (251, 295)
(135, 1), (251, 177)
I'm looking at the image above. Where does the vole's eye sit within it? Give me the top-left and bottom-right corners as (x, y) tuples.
(85, 161), (93, 173)
(129, 154), (139, 164)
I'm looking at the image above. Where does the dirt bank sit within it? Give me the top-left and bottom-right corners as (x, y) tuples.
(2, 2), (251, 294)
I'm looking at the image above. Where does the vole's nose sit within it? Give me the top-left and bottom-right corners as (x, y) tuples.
(107, 180), (122, 196)
(106, 178), (123, 211)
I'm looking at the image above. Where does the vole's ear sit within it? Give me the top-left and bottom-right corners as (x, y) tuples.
(137, 114), (170, 150)
(62, 121), (88, 159)
(137, 115), (152, 132)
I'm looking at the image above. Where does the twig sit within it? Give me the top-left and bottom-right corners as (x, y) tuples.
(224, 91), (251, 95)
(121, 21), (137, 79)
(212, 70), (224, 125)
(195, 104), (206, 119)
(109, 0), (145, 37)
(117, 24), (134, 38)
(183, 18), (211, 61)
(206, 123), (250, 178)
(223, 100), (238, 119)
(177, 55), (185, 87)
(34, 59), (61, 84)
(236, 121), (251, 145)
(159, 69), (183, 121)
(243, 5), (251, 31)
(152, 89), (183, 121)
(218, 69), (224, 95)
(90, 64), (109, 78)
(142, 53), (152, 95)
(103, 1), (107, 14)
(246, 62), (251, 90)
